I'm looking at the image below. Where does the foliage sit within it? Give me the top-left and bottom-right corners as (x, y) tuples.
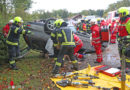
(104, 0), (130, 17)
(31, 9), (71, 20)
(0, 0), (33, 31)
(80, 9), (104, 17)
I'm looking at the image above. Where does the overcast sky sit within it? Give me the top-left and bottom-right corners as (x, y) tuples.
(30, 0), (119, 13)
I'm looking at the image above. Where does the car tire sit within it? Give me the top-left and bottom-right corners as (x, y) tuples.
(44, 18), (56, 33)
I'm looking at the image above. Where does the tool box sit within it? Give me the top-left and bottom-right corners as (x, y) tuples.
(94, 65), (121, 77)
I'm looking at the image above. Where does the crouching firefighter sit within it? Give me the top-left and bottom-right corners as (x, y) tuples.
(51, 19), (64, 67)
(52, 19), (78, 74)
(6, 16), (31, 70)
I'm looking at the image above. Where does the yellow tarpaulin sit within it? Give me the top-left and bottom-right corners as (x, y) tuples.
(51, 66), (130, 90)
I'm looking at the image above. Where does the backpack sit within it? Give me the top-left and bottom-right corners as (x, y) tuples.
(100, 23), (109, 42)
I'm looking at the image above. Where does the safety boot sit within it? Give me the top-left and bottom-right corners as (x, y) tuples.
(52, 65), (60, 75)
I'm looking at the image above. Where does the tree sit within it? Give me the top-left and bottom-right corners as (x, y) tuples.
(0, 0), (33, 28)
(105, 0), (130, 14)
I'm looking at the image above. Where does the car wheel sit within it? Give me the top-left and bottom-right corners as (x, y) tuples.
(45, 18), (56, 33)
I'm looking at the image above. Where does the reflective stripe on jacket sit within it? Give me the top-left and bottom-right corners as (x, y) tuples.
(57, 27), (75, 46)
(6, 24), (28, 45)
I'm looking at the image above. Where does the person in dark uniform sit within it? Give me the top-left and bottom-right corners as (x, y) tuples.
(52, 19), (78, 74)
(6, 16), (31, 70)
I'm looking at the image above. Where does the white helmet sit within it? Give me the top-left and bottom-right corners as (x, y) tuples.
(9, 19), (14, 23)
(90, 18), (97, 24)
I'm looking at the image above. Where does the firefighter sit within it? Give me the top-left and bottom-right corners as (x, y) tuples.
(110, 19), (118, 44)
(52, 19), (78, 74)
(6, 16), (31, 70)
(86, 19), (91, 33)
(3, 20), (13, 37)
(51, 19), (64, 67)
(117, 7), (130, 69)
(79, 20), (86, 33)
(90, 19), (103, 63)
(73, 34), (85, 60)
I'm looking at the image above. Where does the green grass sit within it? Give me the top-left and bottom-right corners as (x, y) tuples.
(0, 50), (60, 90)
(0, 34), (60, 90)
